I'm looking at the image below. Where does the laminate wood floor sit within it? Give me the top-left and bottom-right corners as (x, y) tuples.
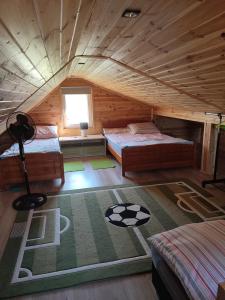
(1, 156), (225, 300)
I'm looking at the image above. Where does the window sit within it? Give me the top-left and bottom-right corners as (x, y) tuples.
(62, 87), (93, 128)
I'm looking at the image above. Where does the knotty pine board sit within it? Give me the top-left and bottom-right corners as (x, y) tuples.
(30, 78), (153, 136)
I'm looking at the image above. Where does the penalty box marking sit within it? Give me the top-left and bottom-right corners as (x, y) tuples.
(27, 215), (47, 242)
(11, 208), (60, 283)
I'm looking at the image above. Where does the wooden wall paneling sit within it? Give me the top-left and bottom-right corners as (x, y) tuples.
(78, 58), (106, 78)
(32, 0), (62, 74)
(30, 78), (153, 136)
(85, 76), (209, 111)
(97, 0), (150, 58)
(127, 1), (225, 69)
(201, 122), (217, 175)
(1, 0), (225, 127)
(102, 0), (167, 58)
(59, 0), (81, 65)
(68, 0), (100, 59)
(159, 62), (225, 84)
(0, 101), (23, 110)
(155, 115), (204, 167)
(217, 130), (225, 177)
(0, 68), (36, 97)
(30, 87), (62, 126)
(80, 58), (113, 78)
(75, 0), (116, 56)
(0, 23), (44, 87)
(110, 0), (202, 62)
(69, 57), (90, 78)
(151, 44), (225, 78)
(78, 55), (222, 111)
(66, 0), (97, 61)
(0, 115), (8, 125)
(0, 55), (40, 93)
(145, 35), (224, 81)
(155, 107), (221, 124)
(0, 0), (53, 82)
(156, 5), (225, 56)
(18, 88), (52, 117)
(81, 0), (151, 56)
(0, 130), (13, 154)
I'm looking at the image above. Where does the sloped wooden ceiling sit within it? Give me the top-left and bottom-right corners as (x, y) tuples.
(1, 0), (225, 132)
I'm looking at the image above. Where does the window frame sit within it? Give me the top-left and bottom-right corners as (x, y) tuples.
(62, 87), (93, 129)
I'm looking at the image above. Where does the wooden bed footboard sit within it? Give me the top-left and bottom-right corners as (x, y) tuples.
(0, 152), (64, 190)
(108, 143), (196, 176)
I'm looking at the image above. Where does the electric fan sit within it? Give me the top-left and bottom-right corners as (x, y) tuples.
(6, 112), (47, 210)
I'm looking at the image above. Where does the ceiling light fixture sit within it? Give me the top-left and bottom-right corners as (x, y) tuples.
(122, 9), (141, 18)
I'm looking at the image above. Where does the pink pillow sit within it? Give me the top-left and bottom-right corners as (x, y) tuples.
(35, 126), (58, 139)
(128, 122), (160, 134)
(103, 127), (129, 134)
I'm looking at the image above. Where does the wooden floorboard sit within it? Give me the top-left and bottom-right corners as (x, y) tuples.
(0, 156), (225, 300)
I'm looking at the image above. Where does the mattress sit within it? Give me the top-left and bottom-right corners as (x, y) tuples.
(0, 138), (61, 158)
(150, 220), (225, 300)
(105, 132), (193, 156)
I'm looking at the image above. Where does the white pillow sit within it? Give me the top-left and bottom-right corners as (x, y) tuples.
(103, 127), (129, 134)
(128, 122), (160, 134)
(35, 125), (58, 139)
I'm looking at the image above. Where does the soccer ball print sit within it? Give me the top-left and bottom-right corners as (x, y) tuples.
(105, 203), (151, 227)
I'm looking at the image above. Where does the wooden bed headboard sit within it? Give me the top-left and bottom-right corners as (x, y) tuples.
(102, 118), (152, 128)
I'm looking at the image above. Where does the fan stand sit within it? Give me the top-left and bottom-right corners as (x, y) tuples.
(12, 138), (47, 211)
(202, 113), (225, 188)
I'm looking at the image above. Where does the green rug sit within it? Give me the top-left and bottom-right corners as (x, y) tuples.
(90, 159), (116, 170)
(64, 161), (85, 172)
(1, 180), (221, 299)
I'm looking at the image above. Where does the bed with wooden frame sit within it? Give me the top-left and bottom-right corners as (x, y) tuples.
(0, 126), (64, 190)
(103, 118), (196, 176)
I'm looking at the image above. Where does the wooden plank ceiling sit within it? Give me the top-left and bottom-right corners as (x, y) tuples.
(1, 0), (225, 132)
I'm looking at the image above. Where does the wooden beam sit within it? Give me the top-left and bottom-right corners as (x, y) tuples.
(201, 122), (217, 175)
(0, 107), (17, 112)
(155, 107), (220, 124)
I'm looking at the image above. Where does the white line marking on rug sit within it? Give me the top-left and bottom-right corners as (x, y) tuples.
(181, 182), (225, 214)
(27, 215), (47, 242)
(190, 195), (220, 213)
(25, 209), (61, 250)
(11, 209), (34, 283)
(11, 208), (61, 283)
(60, 215), (70, 234)
(177, 197), (225, 221)
(177, 199), (196, 214)
(19, 268), (33, 279)
(112, 189), (151, 256)
(13, 255), (150, 283)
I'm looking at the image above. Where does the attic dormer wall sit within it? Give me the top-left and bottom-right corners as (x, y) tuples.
(29, 78), (153, 136)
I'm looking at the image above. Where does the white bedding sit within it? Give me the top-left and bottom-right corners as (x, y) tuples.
(0, 138), (61, 158)
(105, 132), (193, 155)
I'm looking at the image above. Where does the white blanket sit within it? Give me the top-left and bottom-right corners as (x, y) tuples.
(0, 138), (60, 158)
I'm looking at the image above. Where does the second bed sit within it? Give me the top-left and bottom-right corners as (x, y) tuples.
(103, 120), (196, 176)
